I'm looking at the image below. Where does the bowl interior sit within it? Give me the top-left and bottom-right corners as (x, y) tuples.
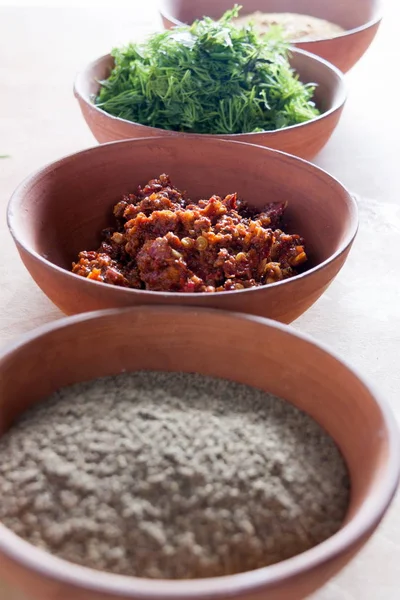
(289, 51), (342, 114)
(0, 307), (398, 598)
(161, 0), (381, 32)
(9, 137), (355, 280)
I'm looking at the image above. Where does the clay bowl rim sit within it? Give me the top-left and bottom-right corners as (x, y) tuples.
(73, 47), (347, 139)
(7, 136), (359, 300)
(0, 306), (399, 598)
(158, 0), (384, 44)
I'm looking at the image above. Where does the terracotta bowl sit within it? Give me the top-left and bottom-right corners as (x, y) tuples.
(73, 48), (346, 160)
(7, 136), (358, 323)
(159, 0), (383, 73)
(0, 306), (399, 600)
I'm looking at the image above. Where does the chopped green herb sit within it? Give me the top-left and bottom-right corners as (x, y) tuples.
(0, 155), (10, 159)
(96, 5), (319, 134)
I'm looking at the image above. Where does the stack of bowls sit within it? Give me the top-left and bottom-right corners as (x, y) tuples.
(2, 2), (398, 600)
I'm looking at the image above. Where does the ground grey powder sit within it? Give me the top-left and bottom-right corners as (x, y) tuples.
(0, 372), (350, 579)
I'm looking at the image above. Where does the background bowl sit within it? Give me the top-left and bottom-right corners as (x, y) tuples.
(74, 48), (346, 160)
(159, 0), (383, 73)
(0, 306), (399, 600)
(7, 136), (358, 323)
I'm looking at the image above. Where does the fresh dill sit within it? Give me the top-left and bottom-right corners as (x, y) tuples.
(96, 5), (319, 134)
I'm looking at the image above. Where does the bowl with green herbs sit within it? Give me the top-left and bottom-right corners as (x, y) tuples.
(74, 8), (346, 160)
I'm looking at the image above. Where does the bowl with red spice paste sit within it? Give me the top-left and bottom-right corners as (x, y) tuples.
(71, 173), (308, 294)
(7, 136), (358, 322)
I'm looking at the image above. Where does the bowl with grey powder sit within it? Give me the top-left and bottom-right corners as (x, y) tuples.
(0, 306), (398, 600)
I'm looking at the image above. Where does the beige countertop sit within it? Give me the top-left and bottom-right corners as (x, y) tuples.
(0, 2), (399, 598)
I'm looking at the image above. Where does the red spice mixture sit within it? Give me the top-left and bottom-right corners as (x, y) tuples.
(72, 174), (307, 293)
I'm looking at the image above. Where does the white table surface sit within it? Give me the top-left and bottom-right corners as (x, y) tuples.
(0, 1), (399, 598)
